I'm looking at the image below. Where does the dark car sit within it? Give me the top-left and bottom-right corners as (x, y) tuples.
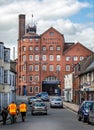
(77, 100), (94, 122)
(28, 96), (37, 104)
(36, 92), (49, 101)
(88, 103), (94, 124)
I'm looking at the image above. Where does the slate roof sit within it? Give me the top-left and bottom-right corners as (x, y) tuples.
(84, 59), (94, 73)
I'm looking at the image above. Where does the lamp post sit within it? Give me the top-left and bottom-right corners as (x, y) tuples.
(56, 69), (61, 96)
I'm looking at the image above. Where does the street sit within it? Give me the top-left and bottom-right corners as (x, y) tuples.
(0, 97), (94, 130)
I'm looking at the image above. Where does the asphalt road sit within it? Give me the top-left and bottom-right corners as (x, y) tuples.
(0, 102), (94, 130)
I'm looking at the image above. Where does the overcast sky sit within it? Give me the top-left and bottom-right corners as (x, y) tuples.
(0, 0), (94, 59)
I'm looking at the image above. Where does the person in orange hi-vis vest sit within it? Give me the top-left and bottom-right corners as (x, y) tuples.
(8, 101), (17, 124)
(19, 102), (27, 122)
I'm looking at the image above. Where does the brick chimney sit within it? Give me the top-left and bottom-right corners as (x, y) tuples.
(18, 14), (25, 39)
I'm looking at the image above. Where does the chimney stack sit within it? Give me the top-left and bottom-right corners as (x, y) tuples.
(18, 14), (25, 39)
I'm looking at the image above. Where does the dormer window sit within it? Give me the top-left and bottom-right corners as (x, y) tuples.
(49, 32), (54, 36)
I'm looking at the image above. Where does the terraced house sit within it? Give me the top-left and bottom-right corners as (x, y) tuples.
(16, 14), (92, 96)
(0, 42), (16, 110)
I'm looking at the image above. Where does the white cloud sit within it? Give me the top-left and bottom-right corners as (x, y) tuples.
(0, 0), (93, 59)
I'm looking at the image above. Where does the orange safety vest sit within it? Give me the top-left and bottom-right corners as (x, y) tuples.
(8, 103), (17, 115)
(19, 104), (27, 112)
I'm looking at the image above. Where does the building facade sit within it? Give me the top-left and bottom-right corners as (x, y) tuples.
(73, 54), (94, 104)
(0, 42), (16, 110)
(16, 14), (92, 96)
(64, 73), (73, 102)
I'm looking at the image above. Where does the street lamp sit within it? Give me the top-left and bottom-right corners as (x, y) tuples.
(56, 68), (61, 96)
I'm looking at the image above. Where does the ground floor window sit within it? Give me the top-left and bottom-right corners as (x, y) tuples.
(34, 86), (39, 93)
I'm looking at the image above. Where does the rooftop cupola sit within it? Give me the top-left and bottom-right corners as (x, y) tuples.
(26, 14), (37, 34)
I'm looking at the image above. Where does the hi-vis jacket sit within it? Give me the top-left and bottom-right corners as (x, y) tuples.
(19, 104), (27, 112)
(8, 103), (17, 115)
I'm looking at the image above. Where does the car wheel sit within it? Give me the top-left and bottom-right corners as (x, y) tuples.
(61, 105), (63, 108)
(77, 114), (81, 121)
(45, 110), (47, 115)
(31, 111), (34, 115)
(83, 116), (87, 122)
(50, 105), (52, 108)
(88, 117), (91, 124)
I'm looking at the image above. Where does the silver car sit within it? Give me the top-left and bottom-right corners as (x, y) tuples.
(50, 97), (63, 108)
(31, 101), (48, 115)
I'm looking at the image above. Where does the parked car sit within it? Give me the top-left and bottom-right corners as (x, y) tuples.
(31, 101), (48, 115)
(36, 92), (49, 101)
(28, 96), (37, 104)
(88, 103), (94, 124)
(50, 96), (63, 108)
(33, 98), (42, 102)
(77, 100), (94, 122)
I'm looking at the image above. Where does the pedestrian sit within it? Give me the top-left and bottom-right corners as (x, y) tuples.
(19, 102), (27, 122)
(8, 101), (17, 124)
(1, 107), (8, 125)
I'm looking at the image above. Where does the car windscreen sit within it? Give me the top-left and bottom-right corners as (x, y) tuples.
(84, 102), (94, 110)
(52, 98), (62, 101)
(34, 103), (45, 107)
(42, 93), (48, 96)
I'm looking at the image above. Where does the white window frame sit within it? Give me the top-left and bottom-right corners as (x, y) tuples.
(66, 56), (70, 61)
(42, 46), (46, 51)
(35, 65), (39, 71)
(34, 75), (39, 82)
(66, 65), (70, 71)
(22, 65), (26, 71)
(42, 65), (47, 71)
(22, 75), (26, 82)
(29, 65), (33, 71)
(42, 55), (46, 61)
(56, 65), (61, 71)
(56, 46), (61, 51)
(49, 65), (54, 71)
(29, 46), (33, 51)
(50, 46), (54, 51)
(56, 55), (61, 61)
(49, 55), (54, 61)
(80, 56), (84, 61)
(35, 55), (39, 61)
(23, 55), (26, 62)
(35, 46), (39, 51)
(23, 46), (26, 51)
(29, 55), (33, 61)
(73, 56), (78, 61)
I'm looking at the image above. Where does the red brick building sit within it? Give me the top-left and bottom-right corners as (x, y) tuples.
(16, 14), (92, 96)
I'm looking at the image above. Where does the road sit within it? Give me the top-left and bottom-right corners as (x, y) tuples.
(0, 97), (94, 130)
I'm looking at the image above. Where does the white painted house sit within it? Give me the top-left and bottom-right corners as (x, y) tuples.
(64, 73), (73, 102)
(0, 42), (16, 111)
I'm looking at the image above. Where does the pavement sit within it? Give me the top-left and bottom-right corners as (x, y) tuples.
(0, 101), (79, 123)
(63, 102), (79, 113)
